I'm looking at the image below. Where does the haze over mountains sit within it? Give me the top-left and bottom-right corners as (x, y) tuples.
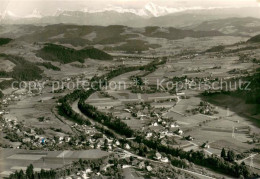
(1, 2), (260, 28)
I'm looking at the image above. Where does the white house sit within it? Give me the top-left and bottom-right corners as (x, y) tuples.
(152, 122), (158, 127)
(115, 140), (120, 146)
(146, 166), (153, 172)
(176, 129), (183, 135)
(161, 157), (169, 163)
(125, 143), (131, 150)
(154, 152), (162, 160)
(171, 123), (179, 128)
(146, 132), (153, 138)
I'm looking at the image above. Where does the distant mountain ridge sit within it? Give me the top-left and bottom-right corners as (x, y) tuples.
(186, 17), (260, 36)
(0, 4), (260, 28)
(16, 24), (224, 45)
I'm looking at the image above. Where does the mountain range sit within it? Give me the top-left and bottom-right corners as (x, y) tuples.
(1, 2), (237, 19)
(0, 2), (260, 29)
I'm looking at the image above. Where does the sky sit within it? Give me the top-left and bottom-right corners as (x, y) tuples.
(0, 0), (259, 16)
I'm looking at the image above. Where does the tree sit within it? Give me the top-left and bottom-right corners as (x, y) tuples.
(135, 76), (143, 86)
(221, 148), (226, 159)
(79, 159), (85, 170)
(103, 139), (109, 151)
(26, 164), (34, 179)
(0, 90), (3, 99)
(227, 150), (235, 162)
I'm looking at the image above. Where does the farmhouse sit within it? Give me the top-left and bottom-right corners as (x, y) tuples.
(138, 161), (145, 169)
(152, 122), (158, 127)
(161, 157), (169, 163)
(146, 132), (153, 138)
(146, 166), (153, 172)
(171, 123), (179, 128)
(176, 129), (183, 135)
(154, 152), (162, 160)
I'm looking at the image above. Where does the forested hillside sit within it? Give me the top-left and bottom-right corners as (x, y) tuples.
(36, 43), (113, 63)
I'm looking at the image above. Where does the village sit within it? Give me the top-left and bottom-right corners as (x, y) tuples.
(0, 7), (260, 177)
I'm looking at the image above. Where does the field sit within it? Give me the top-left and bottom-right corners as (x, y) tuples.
(0, 149), (109, 178)
(0, 59), (15, 72)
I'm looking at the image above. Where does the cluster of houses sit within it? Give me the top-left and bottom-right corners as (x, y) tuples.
(154, 152), (169, 163)
(144, 127), (183, 141)
(69, 168), (93, 179)
(1, 115), (71, 149)
(113, 150), (169, 174)
(2, 110), (133, 151)
(68, 151), (170, 179)
(196, 101), (217, 116)
(148, 113), (184, 134)
(71, 123), (132, 151)
(21, 129), (47, 146)
(123, 107), (189, 145)
(0, 109), (9, 115)
(0, 93), (21, 106)
(1, 116), (52, 149)
(1, 116), (18, 131)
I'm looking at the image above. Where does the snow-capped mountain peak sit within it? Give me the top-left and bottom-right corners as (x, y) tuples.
(144, 2), (169, 17)
(54, 8), (66, 16)
(0, 10), (19, 21)
(25, 9), (42, 18)
(5, 11), (17, 17)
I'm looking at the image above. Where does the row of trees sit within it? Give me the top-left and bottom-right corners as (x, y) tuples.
(78, 101), (133, 137)
(7, 164), (56, 179)
(58, 90), (91, 125)
(221, 148), (236, 162)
